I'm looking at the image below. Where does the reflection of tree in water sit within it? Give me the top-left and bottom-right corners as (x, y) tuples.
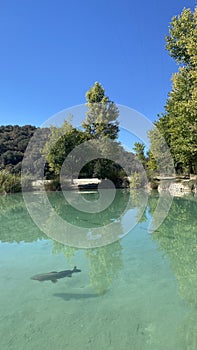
(129, 190), (148, 223)
(49, 190), (124, 293)
(178, 311), (197, 350)
(47, 189), (130, 228)
(52, 240), (123, 295)
(148, 195), (197, 349)
(1, 192), (123, 294)
(86, 242), (123, 294)
(52, 193), (197, 345)
(52, 241), (77, 260)
(0, 193), (46, 243)
(151, 197), (197, 307)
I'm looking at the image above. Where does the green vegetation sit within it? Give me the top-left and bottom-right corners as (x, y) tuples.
(133, 142), (147, 169)
(45, 121), (86, 182)
(0, 125), (51, 193)
(0, 82), (139, 192)
(82, 82), (121, 182)
(0, 170), (21, 193)
(131, 7), (197, 183)
(129, 171), (147, 189)
(82, 81), (119, 140)
(149, 7), (197, 175)
(44, 82), (137, 187)
(0, 125), (36, 173)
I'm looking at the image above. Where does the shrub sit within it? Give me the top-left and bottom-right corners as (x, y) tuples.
(0, 170), (21, 193)
(129, 172), (147, 189)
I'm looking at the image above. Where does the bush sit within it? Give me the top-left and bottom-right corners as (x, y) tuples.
(129, 172), (147, 189)
(0, 170), (21, 193)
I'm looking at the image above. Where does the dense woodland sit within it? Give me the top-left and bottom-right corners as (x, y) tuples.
(0, 125), (36, 173)
(0, 7), (196, 193)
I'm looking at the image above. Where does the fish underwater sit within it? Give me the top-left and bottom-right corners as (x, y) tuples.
(31, 266), (81, 283)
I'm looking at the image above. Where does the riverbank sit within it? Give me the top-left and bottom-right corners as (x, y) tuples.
(152, 176), (197, 196)
(0, 171), (197, 196)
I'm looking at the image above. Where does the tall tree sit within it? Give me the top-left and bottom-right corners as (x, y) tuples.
(149, 7), (197, 174)
(133, 142), (146, 168)
(82, 82), (122, 182)
(165, 8), (197, 66)
(82, 82), (119, 140)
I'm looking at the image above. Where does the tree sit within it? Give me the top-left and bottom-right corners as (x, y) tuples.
(46, 124), (86, 182)
(149, 7), (197, 174)
(133, 142), (146, 167)
(82, 82), (119, 140)
(82, 82), (123, 182)
(165, 8), (197, 66)
(165, 66), (197, 173)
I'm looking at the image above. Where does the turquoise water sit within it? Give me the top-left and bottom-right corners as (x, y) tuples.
(0, 191), (196, 350)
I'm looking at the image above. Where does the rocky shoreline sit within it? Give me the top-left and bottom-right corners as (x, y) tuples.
(154, 176), (197, 196)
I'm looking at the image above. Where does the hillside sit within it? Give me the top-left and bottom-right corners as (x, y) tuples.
(0, 125), (37, 173)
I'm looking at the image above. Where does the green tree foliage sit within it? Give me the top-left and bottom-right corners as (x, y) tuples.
(131, 141), (149, 186)
(44, 118), (86, 182)
(165, 65), (197, 173)
(133, 142), (147, 167)
(0, 170), (21, 193)
(0, 84), (139, 188)
(149, 7), (197, 174)
(133, 142), (154, 180)
(146, 150), (157, 177)
(129, 171), (148, 189)
(165, 8), (196, 65)
(82, 82), (126, 183)
(148, 126), (175, 176)
(82, 82), (119, 140)
(0, 125), (36, 173)
(47, 128), (86, 179)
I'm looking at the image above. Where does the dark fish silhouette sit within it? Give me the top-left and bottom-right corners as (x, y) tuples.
(31, 266), (81, 283)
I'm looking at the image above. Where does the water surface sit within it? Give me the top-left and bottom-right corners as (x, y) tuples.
(0, 191), (196, 350)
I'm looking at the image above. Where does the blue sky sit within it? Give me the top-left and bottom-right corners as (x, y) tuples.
(0, 0), (196, 127)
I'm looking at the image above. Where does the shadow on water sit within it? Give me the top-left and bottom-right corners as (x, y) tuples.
(53, 292), (99, 301)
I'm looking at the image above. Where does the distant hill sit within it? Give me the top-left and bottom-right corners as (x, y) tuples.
(0, 125), (37, 173)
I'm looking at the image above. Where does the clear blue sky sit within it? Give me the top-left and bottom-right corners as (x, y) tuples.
(0, 0), (196, 126)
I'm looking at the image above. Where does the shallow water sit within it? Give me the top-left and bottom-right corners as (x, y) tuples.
(0, 191), (196, 350)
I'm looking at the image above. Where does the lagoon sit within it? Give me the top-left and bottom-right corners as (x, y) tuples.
(0, 191), (196, 350)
